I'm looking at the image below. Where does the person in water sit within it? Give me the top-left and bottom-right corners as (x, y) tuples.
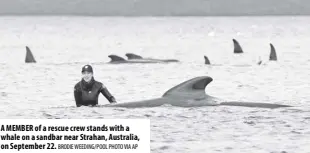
(74, 64), (117, 107)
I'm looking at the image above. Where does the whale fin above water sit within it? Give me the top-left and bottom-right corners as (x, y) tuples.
(269, 43), (277, 61)
(233, 39), (243, 53)
(204, 55), (211, 65)
(125, 53), (143, 59)
(162, 76), (213, 97)
(25, 46), (36, 63)
(108, 55), (126, 62)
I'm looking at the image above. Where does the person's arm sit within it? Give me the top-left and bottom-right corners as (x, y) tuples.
(100, 84), (117, 103)
(74, 84), (83, 107)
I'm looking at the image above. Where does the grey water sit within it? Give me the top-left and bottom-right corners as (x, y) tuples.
(0, 16), (310, 153)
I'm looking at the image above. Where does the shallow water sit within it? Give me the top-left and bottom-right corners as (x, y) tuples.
(0, 16), (310, 153)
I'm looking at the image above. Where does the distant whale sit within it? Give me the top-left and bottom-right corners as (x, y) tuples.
(204, 55), (211, 65)
(125, 53), (179, 63)
(25, 46), (36, 63)
(233, 39), (244, 54)
(108, 55), (162, 64)
(257, 43), (278, 65)
(269, 43), (277, 61)
(104, 76), (292, 108)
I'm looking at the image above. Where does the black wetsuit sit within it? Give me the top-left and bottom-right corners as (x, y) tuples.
(74, 77), (116, 107)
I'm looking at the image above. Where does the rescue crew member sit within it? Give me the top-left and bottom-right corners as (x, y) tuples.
(74, 65), (116, 107)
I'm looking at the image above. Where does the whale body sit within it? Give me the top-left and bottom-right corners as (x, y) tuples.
(108, 55), (162, 64)
(125, 53), (179, 63)
(104, 76), (292, 109)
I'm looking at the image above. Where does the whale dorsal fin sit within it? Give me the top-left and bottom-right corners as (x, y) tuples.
(162, 76), (213, 97)
(125, 53), (143, 59)
(204, 55), (211, 65)
(25, 46), (36, 63)
(269, 43), (277, 61)
(233, 39), (243, 53)
(108, 55), (126, 62)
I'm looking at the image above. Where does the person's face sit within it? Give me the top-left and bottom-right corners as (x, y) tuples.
(82, 71), (93, 82)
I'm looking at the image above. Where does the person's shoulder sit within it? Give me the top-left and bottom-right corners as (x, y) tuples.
(74, 81), (82, 89)
(94, 81), (106, 89)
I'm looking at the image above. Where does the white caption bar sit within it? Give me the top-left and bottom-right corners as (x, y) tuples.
(0, 119), (150, 153)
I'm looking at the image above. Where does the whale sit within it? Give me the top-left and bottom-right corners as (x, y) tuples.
(203, 55), (251, 67)
(269, 43), (277, 61)
(204, 55), (211, 65)
(25, 46), (36, 63)
(233, 39), (244, 54)
(125, 53), (179, 63)
(104, 76), (292, 108)
(257, 43), (278, 65)
(108, 55), (163, 64)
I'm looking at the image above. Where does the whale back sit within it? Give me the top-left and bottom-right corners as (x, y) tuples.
(108, 55), (126, 62)
(162, 76), (213, 97)
(125, 53), (143, 59)
(204, 55), (211, 65)
(269, 43), (277, 61)
(233, 39), (243, 53)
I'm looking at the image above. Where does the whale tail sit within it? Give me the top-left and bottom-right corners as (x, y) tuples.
(25, 46), (36, 63)
(204, 55), (211, 65)
(269, 43), (277, 61)
(233, 39), (243, 53)
(125, 53), (143, 60)
(108, 55), (126, 62)
(162, 76), (213, 97)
